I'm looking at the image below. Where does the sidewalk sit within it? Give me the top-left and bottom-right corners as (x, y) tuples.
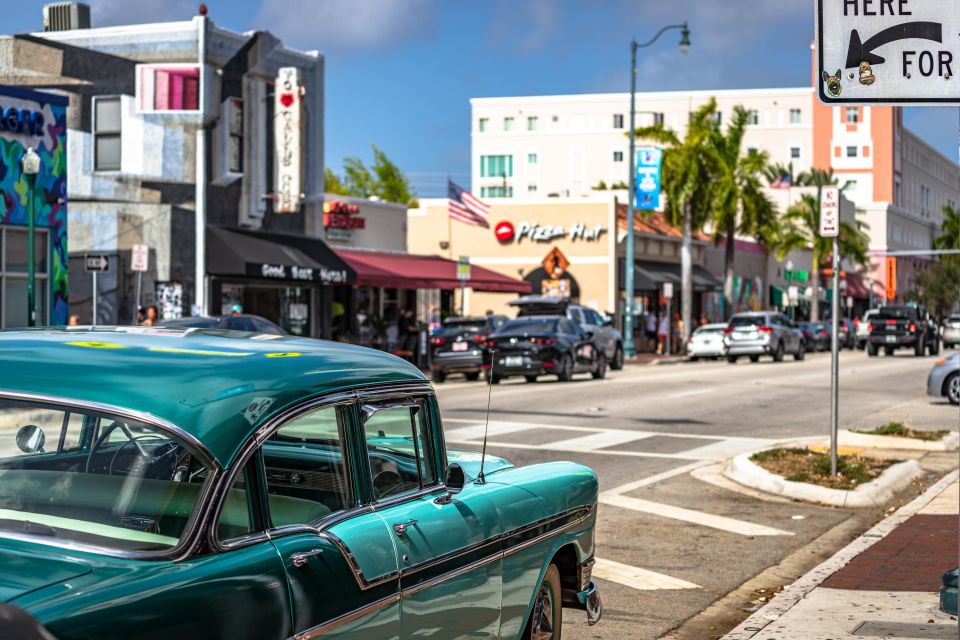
(724, 470), (959, 639)
(624, 353), (687, 366)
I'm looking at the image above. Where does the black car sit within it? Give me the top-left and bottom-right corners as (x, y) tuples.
(429, 315), (507, 383)
(867, 305), (940, 357)
(154, 313), (287, 335)
(799, 322), (829, 352)
(508, 296), (624, 370)
(484, 316), (605, 383)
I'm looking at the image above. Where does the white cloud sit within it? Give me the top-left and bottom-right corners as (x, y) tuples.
(89, 0), (196, 27)
(488, 0), (562, 54)
(253, 0), (435, 51)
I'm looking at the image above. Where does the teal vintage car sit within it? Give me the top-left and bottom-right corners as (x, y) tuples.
(0, 327), (601, 639)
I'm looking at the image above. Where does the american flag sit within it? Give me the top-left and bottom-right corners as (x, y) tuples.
(448, 179), (490, 228)
(771, 175), (792, 189)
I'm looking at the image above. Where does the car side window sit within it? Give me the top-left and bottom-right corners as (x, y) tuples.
(558, 318), (576, 335)
(363, 403), (438, 501)
(583, 309), (601, 326)
(569, 308), (585, 325)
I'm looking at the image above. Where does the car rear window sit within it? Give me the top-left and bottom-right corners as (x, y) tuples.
(875, 307), (917, 320)
(694, 326), (723, 334)
(442, 320), (486, 334)
(729, 316), (765, 328)
(499, 318), (558, 334)
(515, 303), (566, 317)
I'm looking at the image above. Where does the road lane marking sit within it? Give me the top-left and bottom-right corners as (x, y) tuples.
(444, 421), (544, 441)
(604, 461), (714, 494)
(444, 419), (777, 442)
(679, 438), (774, 460)
(545, 430), (655, 451)
(593, 557), (700, 591)
(445, 439), (709, 460)
(668, 387), (716, 398)
(598, 494), (792, 537)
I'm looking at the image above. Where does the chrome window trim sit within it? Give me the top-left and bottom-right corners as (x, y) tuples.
(0, 389), (221, 562)
(319, 529), (400, 590)
(291, 593), (401, 640)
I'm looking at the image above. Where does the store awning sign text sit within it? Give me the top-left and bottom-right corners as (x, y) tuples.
(248, 262), (349, 284)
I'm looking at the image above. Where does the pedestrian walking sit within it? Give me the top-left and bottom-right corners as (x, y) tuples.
(657, 313), (669, 355)
(646, 311), (658, 353)
(673, 312), (684, 354)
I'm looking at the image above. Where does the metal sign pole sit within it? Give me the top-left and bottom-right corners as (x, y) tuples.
(92, 271), (99, 327)
(134, 271), (143, 325)
(830, 236), (840, 476)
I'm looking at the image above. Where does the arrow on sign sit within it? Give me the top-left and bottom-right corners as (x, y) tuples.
(845, 21), (942, 68)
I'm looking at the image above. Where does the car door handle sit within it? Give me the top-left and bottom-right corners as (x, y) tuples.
(392, 519), (417, 536)
(290, 548), (323, 568)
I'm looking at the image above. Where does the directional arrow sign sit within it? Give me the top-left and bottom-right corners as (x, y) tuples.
(85, 254), (109, 272)
(817, 0), (960, 105)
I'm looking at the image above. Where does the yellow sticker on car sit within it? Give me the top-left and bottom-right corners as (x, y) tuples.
(65, 341), (126, 350)
(265, 352), (302, 358)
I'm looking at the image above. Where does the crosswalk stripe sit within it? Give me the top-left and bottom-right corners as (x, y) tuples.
(544, 429), (655, 451)
(599, 494), (793, 537)
(444, 438), (710, 461)
(593, 557), (700, 591)
(679, 438), (773, 460)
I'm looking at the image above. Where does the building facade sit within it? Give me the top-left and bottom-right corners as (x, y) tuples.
(0, 85), (68, 328)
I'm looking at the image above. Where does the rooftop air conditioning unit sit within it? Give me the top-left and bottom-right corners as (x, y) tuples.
(43, 2), (91, 31)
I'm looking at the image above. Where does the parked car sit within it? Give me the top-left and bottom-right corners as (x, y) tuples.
(723, 311), (805, 363)
(155, 313), (286, 335)
(821, 318), (856, 350)
(800, 322), (830, 352)
(856, 309), (878, 350)
(941, 314), (960, 349)
(509, 296), (625, 370)
(429, 315), (507, 383)
(686, 323), (727, 360)
(485, 316), (606, 383)
(867, 305), (940, 357)
(0, 327), (602, 639)
(927, 352), (960, 405)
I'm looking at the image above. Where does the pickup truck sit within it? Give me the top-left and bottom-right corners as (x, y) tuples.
(867, 305), (940, 357)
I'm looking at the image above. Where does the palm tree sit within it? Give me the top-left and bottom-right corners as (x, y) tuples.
(763, 162), (799, 188)
(635, 99), (718, 344)
(776, 194), (870, 320)
(934, 204), (960, 252)
(709, 105), (779, 318)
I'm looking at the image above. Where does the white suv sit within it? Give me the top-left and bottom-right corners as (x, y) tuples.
(723, 311), (805, 363)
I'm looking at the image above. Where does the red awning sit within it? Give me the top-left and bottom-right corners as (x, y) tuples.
(336, 249), (532, 293)
(844, 271), (869, 299)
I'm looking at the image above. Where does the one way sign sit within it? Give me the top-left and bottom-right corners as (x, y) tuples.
(816, 0), (960, 105)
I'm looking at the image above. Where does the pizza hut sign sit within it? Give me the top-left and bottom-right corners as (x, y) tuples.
(498, 220), (607, 243)
(323, 200), (366, 230)
(275, 67), (303, 214)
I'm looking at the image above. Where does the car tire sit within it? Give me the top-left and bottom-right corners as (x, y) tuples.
(914, 340), (925, 357)
(524, 375), (538, 383)
(727, 356), (738, 364)
(465, 372), (481, 381)
(610, 345), (625, 370)
(946, 373), (960, 406)
(592, 354), (607, 379)
(431, 370), (446, 383)
(867, 342), (878, 357)
(930, 341), (940, 356)
(523, 564), (562, 640)
(557, 354), (574, 382)
(689, 356), (699, 362)
(489, 374), (502, 385)
(794, 344), (806, 361)
(749, 355), (760, 363)
(772, 341), (785, 362)
(884, 346), (895, 356)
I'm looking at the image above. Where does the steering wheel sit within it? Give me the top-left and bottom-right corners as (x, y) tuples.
(108, 434), (177, 477)
(372, 470), (405, 499)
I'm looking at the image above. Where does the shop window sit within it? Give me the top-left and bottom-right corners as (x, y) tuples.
(527, 116), (538, 131)
(1, 226), (49, 328)
(93, 96), (122, 172)
(137, 64), (200, 112)
(480, 155), (513, 178)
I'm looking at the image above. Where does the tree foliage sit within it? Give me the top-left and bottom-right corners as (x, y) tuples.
(934, 205), (960, 252)
(324, 145), (416, 205)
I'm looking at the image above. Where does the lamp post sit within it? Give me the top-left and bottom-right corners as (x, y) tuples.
(624, 21), (690, 357)
(21, 147), (41, 327)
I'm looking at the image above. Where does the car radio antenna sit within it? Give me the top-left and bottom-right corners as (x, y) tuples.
(476, 349), (495, 485)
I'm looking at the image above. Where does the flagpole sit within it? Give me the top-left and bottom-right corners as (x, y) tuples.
(447, 176), (453, 259)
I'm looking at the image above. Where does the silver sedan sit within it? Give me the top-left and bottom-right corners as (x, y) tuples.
(927, 352), (960, 405)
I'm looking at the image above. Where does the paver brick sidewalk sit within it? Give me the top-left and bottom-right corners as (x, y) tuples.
(724, 472), (959, 640)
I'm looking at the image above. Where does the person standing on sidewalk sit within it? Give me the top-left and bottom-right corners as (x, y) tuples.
(646, 311), (658, 353)
(657, 313), (669, 355)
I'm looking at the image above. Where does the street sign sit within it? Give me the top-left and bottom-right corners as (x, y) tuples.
(457, 256), (471, 281)
(819, 186), (840, 237)
(662, 282), (674, 299)
(84, 254), (109, 272)
(635, 148), (662, 211)
(885, 257), (897, 299)
(131, 244), (149, 272)
(816, 0), (960, 105)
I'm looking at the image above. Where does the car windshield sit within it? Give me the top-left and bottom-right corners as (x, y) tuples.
(156, 317), (219, 329)
(0, 398), (212, 553)
(729, 316), (765, 328)
(498, 318), (559, 334)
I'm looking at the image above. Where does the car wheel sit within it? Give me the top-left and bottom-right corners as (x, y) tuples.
(749, 355), (760, 363)
(465, 372), (481, 381)
(914, 340), (925, 357)
(884, 346), (895, 356)
(557, 354), (574, 382)
(930, 341), (940, 356)
(610, 345), (625, 370)
(431, 370), (446, 383)
(867, 342), (878, 357)
(524, 564), (562, 640)
(946, 373), (960, 406)
(772, 341), (785, 362)
(489, 374), (502, 385)
(794, 344), (806, 361)
(689, 356), (699, 362)
(592, 354), (607, 379)
(727, 356), (738, 364)
(524, 375), (538, 383)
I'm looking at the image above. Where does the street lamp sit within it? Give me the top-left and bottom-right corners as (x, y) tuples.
(624, 21), (690, 357)
(21, 147), (40, 328)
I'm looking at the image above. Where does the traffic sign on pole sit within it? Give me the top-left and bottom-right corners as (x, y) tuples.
(85, 254), (109, 272)
(819, 186), (841, 237)
(131, 244), (149, 273)
(816, 0), (960, 105)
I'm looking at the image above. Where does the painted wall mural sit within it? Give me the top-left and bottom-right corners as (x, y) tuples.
(0, 87), (69, 325)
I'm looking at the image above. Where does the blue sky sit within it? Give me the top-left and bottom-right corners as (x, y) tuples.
(12, 0), (959, 197)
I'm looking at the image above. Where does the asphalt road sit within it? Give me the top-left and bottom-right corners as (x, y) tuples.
(433, 348), (960, 639)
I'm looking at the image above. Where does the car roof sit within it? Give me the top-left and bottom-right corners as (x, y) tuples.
(508, 295), (568, 306)
(695, 323), (727, 330)
(0, 327), (426, 466)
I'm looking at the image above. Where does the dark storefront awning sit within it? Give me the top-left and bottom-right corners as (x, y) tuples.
(625, 260), (723, 292)
(337, 249), (532, 293)
(207, 226), (355, 285)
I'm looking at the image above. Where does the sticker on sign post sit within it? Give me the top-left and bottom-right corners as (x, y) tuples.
(819, 186), (840, 237)
(816, 0), (960, 105)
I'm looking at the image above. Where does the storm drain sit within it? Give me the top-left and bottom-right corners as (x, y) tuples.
(851, 621), (958, 639)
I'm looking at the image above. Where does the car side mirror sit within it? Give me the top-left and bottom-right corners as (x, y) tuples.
(435, 463), (465, 504)
(16, 425), (45, 453)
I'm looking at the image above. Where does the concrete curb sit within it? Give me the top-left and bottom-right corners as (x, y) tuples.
(723, 469), (960, 639)
(839, 429), (959, 451)
(725, 452), (923, 508)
